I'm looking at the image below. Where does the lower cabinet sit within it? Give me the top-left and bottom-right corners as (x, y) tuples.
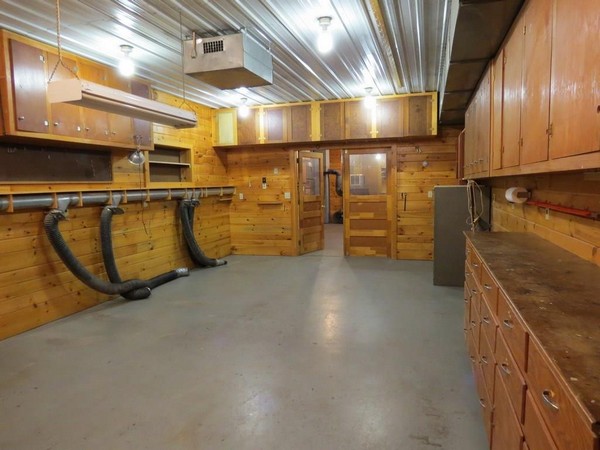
(464, 233), (599, 450)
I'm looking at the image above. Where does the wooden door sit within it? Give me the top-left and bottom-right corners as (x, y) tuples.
(501, 18), (524, 168)
(106, 69), (134, 144)
(491, 50), (504, 170)
(9, 39), (49, 133)
(343, 149), (393, 257)
(520, 0), (552, 165)
(376, 97), (405, 138)
(549, 0), (600, 158)
(47, 53), (82, 137)
(130, 79), (153, 148)
(344, 100), (372, 140)
(264, 107), (288, 143)
(298, 152), (324, 254)
(237, 108), (259, 145)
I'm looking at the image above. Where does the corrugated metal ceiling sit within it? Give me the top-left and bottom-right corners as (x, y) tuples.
(1, 0), (524, 124)
(0, 0), (452, 110)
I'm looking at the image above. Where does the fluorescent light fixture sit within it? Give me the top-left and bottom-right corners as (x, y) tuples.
(317, 16), (333, 54)
(238, 97), (250, 118)
(47, 79), (197, 129)
(118, 44), (135, 77)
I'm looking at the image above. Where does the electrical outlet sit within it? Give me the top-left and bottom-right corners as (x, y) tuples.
(239, 193), (244, 200)
(284, 192), (291, 199)
(274, 167), (279, 175)
(427, 191), (433, 198)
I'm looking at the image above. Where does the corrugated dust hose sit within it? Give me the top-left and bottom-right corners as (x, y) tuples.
(179, 200), (227, 267)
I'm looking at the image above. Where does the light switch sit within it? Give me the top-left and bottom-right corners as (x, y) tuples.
(274, 167), (279, 175)
(239, 193), (244, 200)
(284, 192), (291, 200)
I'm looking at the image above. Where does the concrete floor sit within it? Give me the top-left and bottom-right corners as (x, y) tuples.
(0, 225), (487, 450)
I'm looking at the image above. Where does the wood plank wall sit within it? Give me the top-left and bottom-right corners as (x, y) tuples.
(487, 173), (600, 266)
(0, 95), (231, 340)
(396, 127), (460, 260)
(227, 148), (296, 256)
(328, 148), (343, 222)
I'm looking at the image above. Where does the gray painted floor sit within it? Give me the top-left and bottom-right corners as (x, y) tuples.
(0, 225), (487, 450)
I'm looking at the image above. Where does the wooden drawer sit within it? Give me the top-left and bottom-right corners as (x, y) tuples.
(492, 371), (524, 450)
(464, 283), (471, 333)
(480, 293), (497, 352)
(527, 339), (598, 450)
(481, 263), (499, 314)
(475, 360), (494, 444)
(469, 248), (483, 281)
(496, 329), (526, 422)
(470, 298), (481, 353)
(479, 330), (496, 402)
(523, 390), (558, 450)
(497, 289), (528, 372)
(468, 327), (478, 368)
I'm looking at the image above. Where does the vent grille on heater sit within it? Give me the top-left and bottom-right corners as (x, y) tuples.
(203, 40), (224, 54)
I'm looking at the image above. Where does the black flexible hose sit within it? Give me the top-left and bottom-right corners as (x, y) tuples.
(324, 169), (343, 196)
(44, 210), (152, 297)
(179, 200), (227, 267)
(100, 207), (189, 300)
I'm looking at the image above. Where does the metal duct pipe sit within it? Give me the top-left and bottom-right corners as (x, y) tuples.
(100, 206), (189, 300)
(324, 169), (343, 197)
(179, 200), (227, 268)
(0, 187), (235, 212)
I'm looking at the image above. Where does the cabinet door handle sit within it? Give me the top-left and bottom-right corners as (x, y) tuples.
(481, 355), (489, 365)
(482, 316), (490, 325)
(18, 116), (25, 120)
(465, 272), (470, 277)
(542, 390), (559, 411)
(472, 262), (479, 268)
(500, 363), (511, 375)
(471, 289), (477, 294)
(503, 319), (514, 329)
(479, 398), (486, 408)
(484, 283), (493, 291)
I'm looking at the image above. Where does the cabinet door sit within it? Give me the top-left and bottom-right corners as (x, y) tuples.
(263, 107), (287, 143)
(320, 102), (344, 141)
(520, 0), (552, 165)
(501, 20), (524, 168)
(491, 50), (504, 170)
(408, 95), (432, 136)
(9, 39), (49, 133)
(464, 99), (476, 177)
(491, 372), (524, 450)
(475, 68), (491, 176)
(106, 69), (134, 144)
(344, 100), (372, 139)
(237, 108), (259, 145)
(289, 104), (311, 142)
(549, 0), (600, 158)
(214, 109), (236, 146)
(130, 79), (153, 148)
(78, 62), (110, 141)
(376, 97), (406, 138)
(47, 53), (83, 137)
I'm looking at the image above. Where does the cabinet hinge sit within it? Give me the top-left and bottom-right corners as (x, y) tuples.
(503, 55), (507, 66)
(519, 137), (523, 147)
(546, 123), (553, 136)
(523, 25), (527, 35)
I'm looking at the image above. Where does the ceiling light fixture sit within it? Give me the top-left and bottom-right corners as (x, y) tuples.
(238, 97), (250, 118)
(118, 44), (135, 77)
(364, 87), (376, 109)
(317, 16), (333, 54)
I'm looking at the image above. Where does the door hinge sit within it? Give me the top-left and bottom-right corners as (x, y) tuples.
(523, 25), (527, 35)
(503, 55), (506, 66)
(519, 137), (523, 147)
(546, 123), (553, 136)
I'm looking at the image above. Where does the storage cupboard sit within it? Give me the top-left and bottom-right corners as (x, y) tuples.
(464, 232), (599, 450)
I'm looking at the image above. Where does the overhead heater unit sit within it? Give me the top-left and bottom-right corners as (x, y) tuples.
(47, 79), (197, 129)
(183, 33), (273, 90)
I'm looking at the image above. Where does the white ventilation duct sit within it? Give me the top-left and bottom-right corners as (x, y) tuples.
(183, 33), (273, 90)
(47, 79), (197, 129)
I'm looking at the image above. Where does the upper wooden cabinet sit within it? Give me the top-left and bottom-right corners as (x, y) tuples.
(0, 30), (154, 150)
(549, 0), (600, 159)
(465, 0), (599, 179)
(464, 66), (491, 178)
(213, 92), (437, 147)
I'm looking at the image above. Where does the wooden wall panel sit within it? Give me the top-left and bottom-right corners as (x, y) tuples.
(227, 148), (295, 256)
(0, 197), (230, 340)
(488, 173), (600, 267)
(396, 128), (460, 260)
(0, 93), (231, 340)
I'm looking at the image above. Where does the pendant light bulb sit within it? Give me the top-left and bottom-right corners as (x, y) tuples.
(238, 97), (250, 118)
(119, 44), (135, 77)
(317, 16), (333, 54)
(364, 87), (376, 109)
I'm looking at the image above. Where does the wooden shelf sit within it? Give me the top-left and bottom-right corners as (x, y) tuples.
(257, 201), (283, 205)
(148, 161), (191, 168)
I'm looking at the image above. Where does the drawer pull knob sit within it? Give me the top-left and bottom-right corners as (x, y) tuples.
(484, 284), (493, 291)
(482, 316), (491, 325)
(471, 289), (477, 294)
(481, 355), (489, 365)
(479, 398), (486, 408)
(465, 272), (470, 277)
(500, 363), (511, 375)
(472, 263), (479, 268)
(503, 319), (514, 329)
(542, 390), (559, 411)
